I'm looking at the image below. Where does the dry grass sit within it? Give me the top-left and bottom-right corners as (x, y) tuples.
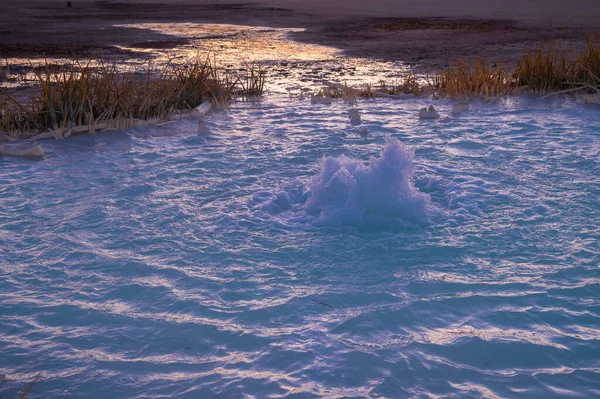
(429, 59), (514, 98)
(320, 32), (599, 99)
(318, 60), (513, 101)
(316, 82), (360, 105)
(315, 72), (423, 103)
(0, 373), (40, 399)
(515, 32), (600, 93)
(2, 33), (599, 139)
(234, 62), (267, 99)
(376, 72), (423, 96)
(19, 374), (39, 399)
(515, 44), (574, 93)
(0, 54), (266, 139)
(574, 32), (600, 84)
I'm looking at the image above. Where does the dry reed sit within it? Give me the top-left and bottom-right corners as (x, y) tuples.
(376, 72), (423, 96)
(316, 72), (423, 102)
(3, 33), (600, 140)
(429, 59), (514, 98)
(515, 44), (573, 93)
(515, 32), (600, 93)
(317, 82), (360, 104)
(234, 61), (267, 99)
(18, 374), (39, 399)
(0, 54), (266, 139)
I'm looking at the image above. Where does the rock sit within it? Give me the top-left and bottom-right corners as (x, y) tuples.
(576, 94), (600, 104)
(348, 108), (361, 125)
(419, 105), (440, 119)
(191, 101), (213, 118)
(311, 94), (332, 105)
(358, 126), (369, 135)
(197, 120), (211, 135)
(0, 141), (44, 158)
(451, 101), (470, 115)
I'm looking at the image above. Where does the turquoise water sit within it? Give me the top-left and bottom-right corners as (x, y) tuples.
(1, 96), (599, 398)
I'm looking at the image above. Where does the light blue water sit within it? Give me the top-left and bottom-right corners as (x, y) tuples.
(1, 96), (599, 398)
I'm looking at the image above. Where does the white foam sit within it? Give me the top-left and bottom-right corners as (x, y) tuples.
(250, 137), (431, 229)
(304, 136), (430, 227)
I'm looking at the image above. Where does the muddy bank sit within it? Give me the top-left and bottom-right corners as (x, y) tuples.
(0, 1), (597, 70)
(290, 17), (587, 71)
(0, 1), (304, 58)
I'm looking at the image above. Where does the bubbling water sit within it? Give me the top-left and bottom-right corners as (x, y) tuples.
(305, 136), (430, 227)
(253, 136), (431, 229)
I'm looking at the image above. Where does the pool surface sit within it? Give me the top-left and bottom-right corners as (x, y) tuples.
(1, 96), (600, 398)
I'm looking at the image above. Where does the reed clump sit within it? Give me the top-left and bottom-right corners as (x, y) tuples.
(429, 59), (514, 98)
(316, 72), (423, 102)
(377, 72), (423, 96)
(0, 55), (266, 139)
(515, 32), (600, 93)
(234, 62), (267, 99)
(514, 44), (574, 93)
(574, 32), (600, 84)
(317, 82), (361, 102)
(317, 33), (600, 100)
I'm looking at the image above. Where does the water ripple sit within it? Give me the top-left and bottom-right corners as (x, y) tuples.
(1, 96), (599, 398)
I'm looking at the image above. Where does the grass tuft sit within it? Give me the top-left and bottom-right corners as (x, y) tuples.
(234, 61), (267, 99)
(515, 31), (600, 93)
(0, 54), (266, 139)
(429, 59), (514, 98)
(377, 72), (423, 96)
(316, 72), (423, 102)
(514, 43), (573, 93)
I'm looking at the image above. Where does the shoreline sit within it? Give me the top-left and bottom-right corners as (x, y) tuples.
(1, 1), (599, 146)
(1, 1), (598, 68)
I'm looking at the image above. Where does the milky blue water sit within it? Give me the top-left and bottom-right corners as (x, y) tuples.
(1, 96), (599, 398)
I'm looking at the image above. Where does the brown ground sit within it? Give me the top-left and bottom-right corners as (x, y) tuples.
(0, 0), (598, 71)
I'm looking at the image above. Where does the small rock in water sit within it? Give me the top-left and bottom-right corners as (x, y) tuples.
(451, 101), (470, 115)
(576, 94), (600, 104)
(191, 101), (213, 118)
(197, 120), (211, 135)
(348, 108), (362, 125)
(310, 94), (332, 105)
(358, 126), (369, 135)
(0, 141), (44, 158)
(419, 105), (440, 119)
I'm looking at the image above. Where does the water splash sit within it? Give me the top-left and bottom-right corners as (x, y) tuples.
(253, 136), (431, 228)
(305, 136), (430, 227)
